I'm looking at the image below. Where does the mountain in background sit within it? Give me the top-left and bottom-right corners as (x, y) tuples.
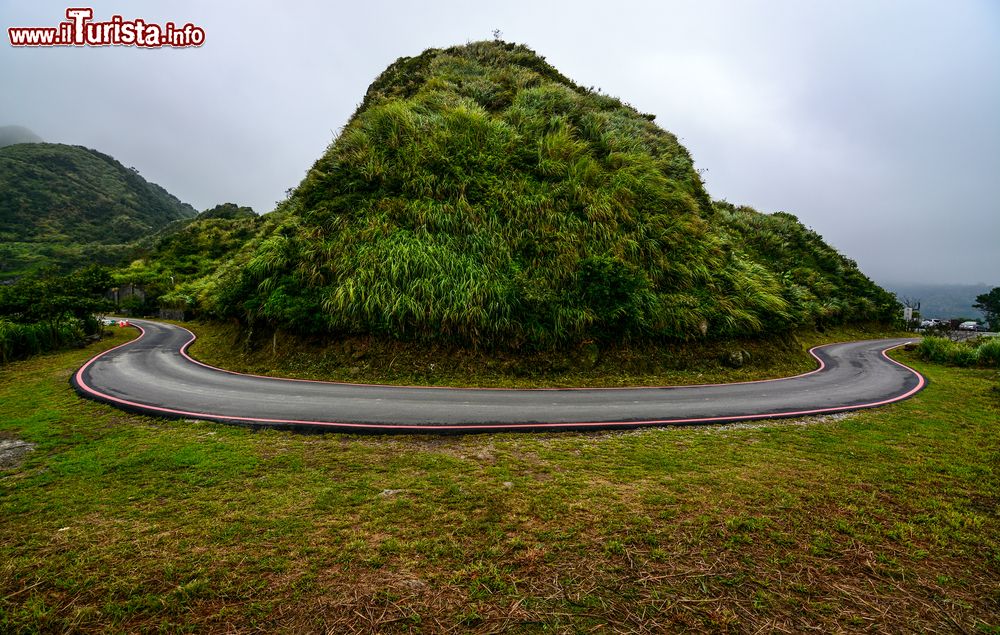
(0, 142), (197, 276)
(115, 202), (264, 314)
(885, 282), (993, 320)
(0, 125), (43, 148)
(170, 40), (896, 347)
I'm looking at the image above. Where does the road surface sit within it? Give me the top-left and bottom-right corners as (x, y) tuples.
(72, 319), (926, 433)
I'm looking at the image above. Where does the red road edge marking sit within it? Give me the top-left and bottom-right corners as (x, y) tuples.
(72, 324), (926, 433)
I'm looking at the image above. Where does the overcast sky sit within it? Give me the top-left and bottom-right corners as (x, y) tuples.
(2, 0), (998, 285)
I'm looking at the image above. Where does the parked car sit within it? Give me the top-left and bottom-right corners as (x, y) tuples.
(959, 321), (979, 331)
(920, 319), (947, 328)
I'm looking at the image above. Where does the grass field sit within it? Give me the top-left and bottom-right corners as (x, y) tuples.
(1, 329), (998, 633)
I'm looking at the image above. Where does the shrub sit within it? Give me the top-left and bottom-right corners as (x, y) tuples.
(916, 336), (1000, 369)
(976, 337), (1000, 367)
(0, 318), (86, 364)
(917, 337), (962, 364)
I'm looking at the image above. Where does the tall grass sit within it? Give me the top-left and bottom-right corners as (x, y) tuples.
(917, 336), (1000, 368)
(979, 337), (1000, 367)
(0, 319), (86, 364)
(202, 41), (898, 349)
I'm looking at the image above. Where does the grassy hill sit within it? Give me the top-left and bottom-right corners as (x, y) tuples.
(179, 41), (897, 348)
(0, 143), (197, 276)
(117, 203), (265, 313)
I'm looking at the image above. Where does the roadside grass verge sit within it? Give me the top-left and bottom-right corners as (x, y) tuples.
(918, 335), (1000, 368)
(1, 331), (997, 632)
(182, 320), (908, 388)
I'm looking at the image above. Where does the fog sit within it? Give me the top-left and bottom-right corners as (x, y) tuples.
(2, 0), (997, 285)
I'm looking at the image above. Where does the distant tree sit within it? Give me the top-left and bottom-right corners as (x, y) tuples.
(0, 265), (112, 325)
(198, 202), (256, 220)
(0, 266), (114, 362)
(973, 287), (1000, 330)
(897, 295), (921, 323)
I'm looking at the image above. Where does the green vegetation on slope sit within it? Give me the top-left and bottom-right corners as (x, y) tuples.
(193, 41), (896, 347)
(715, 202), (898, 326)
(1, 334), (997, 632)
(0, 143), (197, 276)
(116, 203), (267, 315)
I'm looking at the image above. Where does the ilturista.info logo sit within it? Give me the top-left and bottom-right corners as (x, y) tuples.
(8, 8), (205, 48)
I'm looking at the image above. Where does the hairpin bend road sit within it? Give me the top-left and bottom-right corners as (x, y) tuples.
(72, 319), (925, 434)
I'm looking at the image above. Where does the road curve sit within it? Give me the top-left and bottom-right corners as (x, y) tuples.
(72, 319), (926, 434)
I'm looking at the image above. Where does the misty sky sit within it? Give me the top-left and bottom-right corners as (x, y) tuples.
(2, 0), (998, 285)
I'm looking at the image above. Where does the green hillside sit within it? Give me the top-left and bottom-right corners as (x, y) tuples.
(118, 203), (265, 313)
(0, 143), (197, 276)
(183, 41), (897, 347)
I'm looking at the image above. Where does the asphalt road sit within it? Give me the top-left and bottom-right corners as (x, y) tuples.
(72, 319), (926, 434)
